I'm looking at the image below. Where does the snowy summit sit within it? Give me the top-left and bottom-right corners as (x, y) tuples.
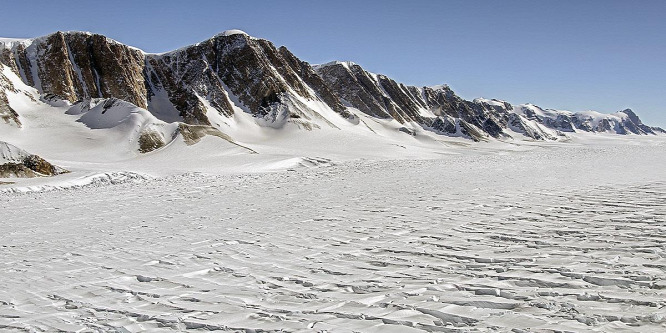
(217, 29), (250, 37)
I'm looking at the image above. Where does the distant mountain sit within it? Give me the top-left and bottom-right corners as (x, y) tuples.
(0, 30), (662, 156)
(314, 61), (663, 140)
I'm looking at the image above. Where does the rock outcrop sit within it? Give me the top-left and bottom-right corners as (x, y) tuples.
(1, 32), (147, 107)
(0, 65), (23, 127)
(0, 141), (68, 178)
(315, 62), (521, 140)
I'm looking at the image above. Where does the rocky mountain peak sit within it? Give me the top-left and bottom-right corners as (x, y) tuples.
(144, 29), (349, 128)
(619, 108), (641, 124)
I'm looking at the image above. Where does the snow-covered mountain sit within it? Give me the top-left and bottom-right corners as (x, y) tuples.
(314, 61), (663, 140)
(0, 31), (350, 132)
(0, 30), (663, 174)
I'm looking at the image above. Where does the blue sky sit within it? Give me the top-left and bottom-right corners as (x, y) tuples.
(2, 0), (665, 126)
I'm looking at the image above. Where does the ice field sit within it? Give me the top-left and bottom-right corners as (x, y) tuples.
(1, 139), (665, 332)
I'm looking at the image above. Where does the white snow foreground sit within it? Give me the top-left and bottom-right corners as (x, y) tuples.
(1, 171), (151, 193)
(1, 142), (665, 332)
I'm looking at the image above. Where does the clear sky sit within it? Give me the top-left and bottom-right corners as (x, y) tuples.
(2, 0), (665, 126)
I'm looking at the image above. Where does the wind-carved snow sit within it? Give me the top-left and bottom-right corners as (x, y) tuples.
(1, 171), (151, 193)
(1, 142), (665, 332)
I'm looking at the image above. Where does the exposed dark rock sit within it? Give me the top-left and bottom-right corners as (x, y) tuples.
(399, 127), (416, 136)
(277, 47), (351, 118)
(619, 109), (656, 135)
(0, 162), (37, 178)
(316, 62), (397, 120)
(3, 32), (148, 107)
(0, 92), (21, 127)
(0, 69), (22, 127)
(21, 154), (65, 176)
(429, 116), (458, 135)
(0, 142), (68, 178)
(545, 114), (576, 133)
(143, 32), (351, 126)
(177, 123), (257, 153)
(138, 130), (166, 153)
(597, 118), (612, 132)
(145, 56), (213, 125)
(508, 113), (540, 140)
(314, 62), (516, 139)
(459, 120), (487, 142)
(178, 123), (233, 145)
(651, 126), (666, 134)
(507, 113), (556, 140)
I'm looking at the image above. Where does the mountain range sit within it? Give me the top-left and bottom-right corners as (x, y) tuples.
(0, 30), (663, 177)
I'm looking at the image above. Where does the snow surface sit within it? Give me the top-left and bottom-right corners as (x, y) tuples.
(473, 97), (508, 107)
(1, 141), (665, 332)
(575, 110), (627, 127)
(428, 84), (450, 91)
(0, 37), (27, 42)
(217, 29), (249, 37)
(313, 61), (358, 71)
(0, 37), (28, 48)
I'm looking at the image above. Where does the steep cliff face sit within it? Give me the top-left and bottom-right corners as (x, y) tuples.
(315, 62), (516, 141)
(0, 67), (22, 127)
(277, 47), (350, 118)
(316, 61), (404, 120)
(144, 31), (353, 128)
(0, 30), (662, 144)
(1, 31), (350, 130)
(1, 32), (147, 107)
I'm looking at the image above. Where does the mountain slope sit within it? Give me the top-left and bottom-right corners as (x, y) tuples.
(314, 61), (663, 141)
(0, 31), (351, 132)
